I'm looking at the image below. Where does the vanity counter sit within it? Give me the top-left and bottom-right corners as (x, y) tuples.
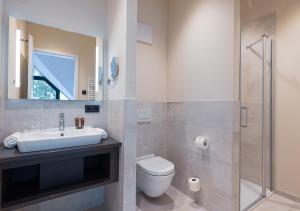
(0, 137), (121, 164)
(0, 137), (121, 210)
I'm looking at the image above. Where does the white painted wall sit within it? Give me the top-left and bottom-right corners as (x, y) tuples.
(136, 0), (168, 102)
(241, 0), (286, 24)
(0, 0), (2, 98)
(105, 0), (127, 101)
(105, 0), (137, 210)
(124, 0), (137, 100)
(106, 0), (137, 101)
(275, 1), (300, 199)
(167, 0), (236, 102)
(136, 0), (238, 102)
(0, 0), (3, 140)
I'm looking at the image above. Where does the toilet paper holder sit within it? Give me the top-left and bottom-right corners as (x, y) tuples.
(193, 136), (209, 150)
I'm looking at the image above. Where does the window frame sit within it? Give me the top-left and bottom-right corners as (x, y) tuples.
(33, 75), (60, 100)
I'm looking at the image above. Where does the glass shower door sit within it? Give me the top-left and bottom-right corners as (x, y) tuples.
(240, 33), (273, 211)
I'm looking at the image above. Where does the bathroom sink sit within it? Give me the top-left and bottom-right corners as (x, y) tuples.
(16, 127), (106, 153)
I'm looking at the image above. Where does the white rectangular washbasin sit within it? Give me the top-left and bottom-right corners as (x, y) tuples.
(16, 127), (106, 153)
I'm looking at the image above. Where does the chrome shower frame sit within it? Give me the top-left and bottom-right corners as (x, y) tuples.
(239, 34), (273, 210)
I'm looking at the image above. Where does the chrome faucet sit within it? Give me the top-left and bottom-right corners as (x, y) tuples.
(59, 113), (65, 135)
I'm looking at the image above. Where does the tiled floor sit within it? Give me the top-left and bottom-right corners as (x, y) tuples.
(251, 194), (300, 211)
(136, 186), (207, 211)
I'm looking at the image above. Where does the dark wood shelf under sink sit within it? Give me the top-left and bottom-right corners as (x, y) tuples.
(0, 137), (121, 210)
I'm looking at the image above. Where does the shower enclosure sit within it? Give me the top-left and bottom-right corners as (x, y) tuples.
(239, 16), (274, 211)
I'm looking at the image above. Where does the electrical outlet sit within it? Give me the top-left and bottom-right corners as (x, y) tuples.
(85, 105), (100, 113)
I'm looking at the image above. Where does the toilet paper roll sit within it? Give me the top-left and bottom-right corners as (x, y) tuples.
(194, 136), (208, 150)
(188, 177), (201, 192)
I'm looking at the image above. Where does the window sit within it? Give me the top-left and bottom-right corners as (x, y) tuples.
(32, 69), (60, 100)
(32, 51), (78, 100)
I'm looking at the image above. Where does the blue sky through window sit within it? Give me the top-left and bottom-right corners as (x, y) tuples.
(33, 51), (76, 100)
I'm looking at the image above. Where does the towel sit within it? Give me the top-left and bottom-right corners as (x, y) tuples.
(4, 132), (20, 149)
(98, 129), (108, 140)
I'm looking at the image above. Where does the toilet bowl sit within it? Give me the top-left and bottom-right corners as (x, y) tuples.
(136, 154), (175, 197)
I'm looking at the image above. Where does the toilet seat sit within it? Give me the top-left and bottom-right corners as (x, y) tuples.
(137, 156), (175, 176)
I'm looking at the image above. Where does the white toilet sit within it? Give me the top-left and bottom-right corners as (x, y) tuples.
(136, 154), (175, 197)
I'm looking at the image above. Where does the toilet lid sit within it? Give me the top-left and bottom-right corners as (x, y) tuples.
(137, 156), (175, 176)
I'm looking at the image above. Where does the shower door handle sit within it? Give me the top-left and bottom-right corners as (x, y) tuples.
(241, 107), (248, 128)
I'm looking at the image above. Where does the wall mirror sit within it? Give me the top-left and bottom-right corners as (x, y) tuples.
(7, 17), (104, 101)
